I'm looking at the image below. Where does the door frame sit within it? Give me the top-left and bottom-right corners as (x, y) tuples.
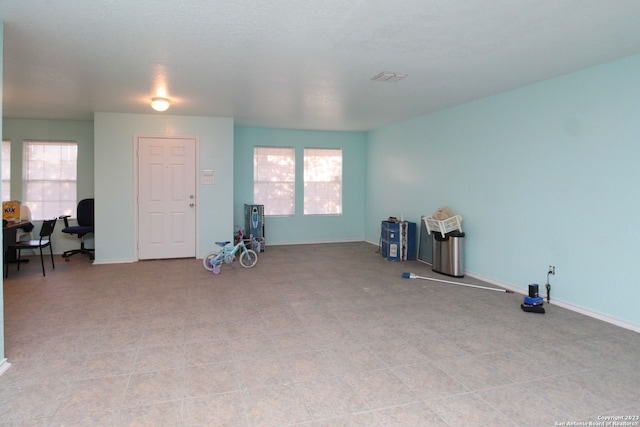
(133, 134), (200, 261)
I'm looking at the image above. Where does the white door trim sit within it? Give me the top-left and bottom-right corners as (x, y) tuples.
(133, 134), (200, 261)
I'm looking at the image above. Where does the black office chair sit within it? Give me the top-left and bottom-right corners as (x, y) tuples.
(8, 218), (57, 277)
(59, 198), (95, 261)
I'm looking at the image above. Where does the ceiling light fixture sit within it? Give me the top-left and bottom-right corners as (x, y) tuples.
(151, 97), (170, 112)
(371, 71), (408, 82)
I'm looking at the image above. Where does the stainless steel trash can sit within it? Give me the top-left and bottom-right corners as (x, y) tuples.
(432, 231), (465, 277)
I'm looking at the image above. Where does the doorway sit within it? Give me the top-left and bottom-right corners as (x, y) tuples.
(136, 135), (197, 260)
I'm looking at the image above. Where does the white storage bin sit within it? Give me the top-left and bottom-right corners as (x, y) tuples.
(424, 215), (463, 237)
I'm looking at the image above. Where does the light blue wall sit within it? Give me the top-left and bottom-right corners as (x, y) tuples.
(2, 118), (95, 255)
(94, 113), (234, 262)
(367, 54), (640, 327)
(234, 127), (367, 244)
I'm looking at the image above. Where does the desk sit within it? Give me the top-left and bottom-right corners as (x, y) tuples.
(3, 220), (32, 264)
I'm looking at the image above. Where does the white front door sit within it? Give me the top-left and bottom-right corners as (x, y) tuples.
(137, 136), (196, 260)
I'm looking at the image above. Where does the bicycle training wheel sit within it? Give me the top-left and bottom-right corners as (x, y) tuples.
(202, 250), (220, 271)
(239, 249), (258, 268)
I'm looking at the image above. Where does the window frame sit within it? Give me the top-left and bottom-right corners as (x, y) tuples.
(23, 140), (78, 221)
(2, 140), (10, 202)
(303, 147), (343, 216)
(253, 146), (295, 216)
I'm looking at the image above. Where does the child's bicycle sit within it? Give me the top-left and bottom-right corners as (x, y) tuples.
(202, 239), (258, 274)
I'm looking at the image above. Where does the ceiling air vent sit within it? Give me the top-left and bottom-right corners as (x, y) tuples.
(371, 71), (408, 82)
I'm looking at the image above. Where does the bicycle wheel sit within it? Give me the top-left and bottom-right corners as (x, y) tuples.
(202, 250), (221, 271)
(239, 249), (258, 268)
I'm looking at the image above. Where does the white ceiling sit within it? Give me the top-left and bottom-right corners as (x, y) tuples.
(2, 0), (640, 131)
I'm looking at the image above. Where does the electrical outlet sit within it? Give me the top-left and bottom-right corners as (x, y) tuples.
(548, 265), (555, 275)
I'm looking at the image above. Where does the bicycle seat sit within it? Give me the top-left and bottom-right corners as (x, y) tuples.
(215, 241), (231, 247)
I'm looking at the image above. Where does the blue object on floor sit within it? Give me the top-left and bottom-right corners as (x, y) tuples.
(524, 296), (544, 306)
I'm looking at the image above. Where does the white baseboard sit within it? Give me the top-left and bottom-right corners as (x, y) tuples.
(464, 271), (520, 294)
(0, 359), (11, 377)
(364, 239), (639, 333)
(549, 298), (640, 333)
(466, 270), (640, 334)
(91, 259), (136, 265)
(265, 238), (365, 246)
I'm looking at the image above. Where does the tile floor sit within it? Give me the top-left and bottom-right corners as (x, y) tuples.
(1, 242), (639, 426)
